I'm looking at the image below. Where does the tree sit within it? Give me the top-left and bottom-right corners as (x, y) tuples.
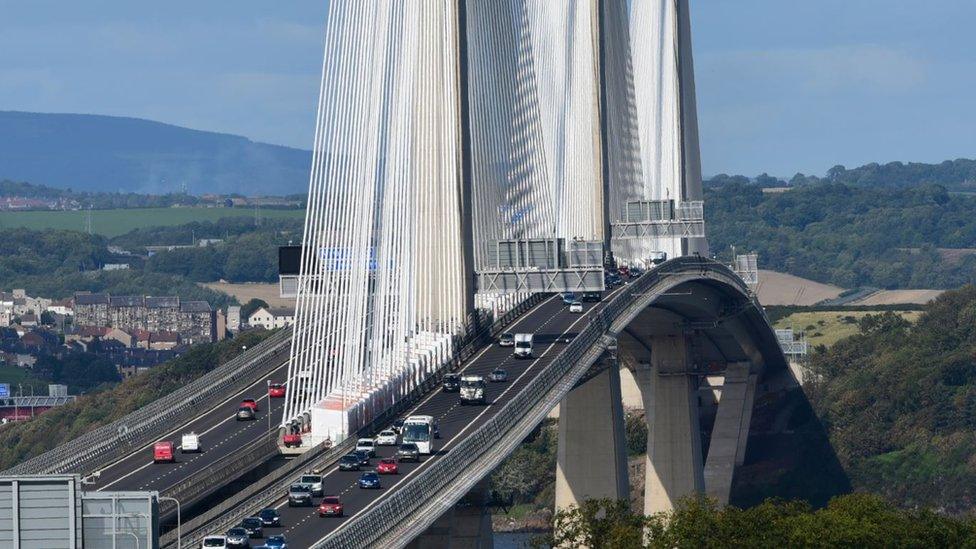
(40, 311), (56, 326)
(539, 495), (976, 548)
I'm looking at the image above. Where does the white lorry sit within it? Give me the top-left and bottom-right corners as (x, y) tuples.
(513, 333), (534, 359)
(181, 432), (201, 453)
(402, 415), (439, 454)
(459, 374), (486, 405)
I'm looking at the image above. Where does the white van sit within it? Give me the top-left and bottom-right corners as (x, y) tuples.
(181, 432), (201, 453)
(513, 333), (533, 359)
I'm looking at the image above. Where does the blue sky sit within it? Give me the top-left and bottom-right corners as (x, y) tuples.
(1, 1), (973, 177)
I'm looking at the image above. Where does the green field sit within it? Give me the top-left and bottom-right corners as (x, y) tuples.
(0, 365), (47, 392)
(774, 310), (922, 348)
(0, 207), (305, 237)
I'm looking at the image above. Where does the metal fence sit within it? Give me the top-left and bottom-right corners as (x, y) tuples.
(168, 293), (548, 548)
(316, 257), (749, 548)
(5, 327), (294, 477)
(158, 436), (280, 523)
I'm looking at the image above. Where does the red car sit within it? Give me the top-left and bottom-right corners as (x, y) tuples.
(240, 398), (259, 411)
(269, 384), (286, 398)
(376, 457), (399, 475)
(282, 433), (303, 448)
(318, 496), (344, 517)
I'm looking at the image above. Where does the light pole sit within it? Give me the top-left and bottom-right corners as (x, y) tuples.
(158, 496), (181, 549)
(266, 380), (272, 438)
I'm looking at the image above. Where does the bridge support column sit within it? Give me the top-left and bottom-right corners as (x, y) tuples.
(637, 334), (705, 514)
(408, 479), (494, 549)
(703, 362), (755, 505)
(555, 361), (629, 509)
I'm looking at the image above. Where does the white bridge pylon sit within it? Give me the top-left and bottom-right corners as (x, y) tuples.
(282, 0), (710, 443)
(282, 1), (470, 440)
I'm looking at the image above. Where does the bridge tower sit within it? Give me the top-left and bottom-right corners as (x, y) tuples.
(555, 0), (747, 517)
(284, 0), (749, 532)
(283, 1), (474, 444)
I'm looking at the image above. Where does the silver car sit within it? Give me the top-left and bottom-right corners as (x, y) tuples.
(489, 368), (508, 382)
(236, 407), (255, 421)
(225, 528), (249, 547)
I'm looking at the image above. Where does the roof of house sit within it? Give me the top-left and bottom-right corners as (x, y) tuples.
(75, 326), (111, 338)
(74, 293), (110, 305)
(180, 301), (212, 313)
(153, 331), (180, 343)
(110, 296), (145, 308)
(268, 307), (296, 317)
(146, 296), (180, 309)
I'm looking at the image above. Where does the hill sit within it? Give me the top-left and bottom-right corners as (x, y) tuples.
(706, 182), (976, 289)
(0, 330), (272, 470)
(0, 111), (312, 195)
(807, 286), (976, 513)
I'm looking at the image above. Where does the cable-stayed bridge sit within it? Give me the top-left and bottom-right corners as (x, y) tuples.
(4, 2), (800, 548)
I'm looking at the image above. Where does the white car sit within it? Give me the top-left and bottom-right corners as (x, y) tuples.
(201, 535), (227, 548)
(181, 432), (201, 453)
(299, 472), (323, 496)
(376, 430), (398, 446)
(356, 438), (377, 457)
(569, 301), (583, 313)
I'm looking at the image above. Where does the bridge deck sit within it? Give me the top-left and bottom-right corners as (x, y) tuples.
(88, 361), (288, 493)
(225, 286), (625, 548)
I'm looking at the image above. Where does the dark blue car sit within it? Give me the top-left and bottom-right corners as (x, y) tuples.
(358, 471), (381, 489)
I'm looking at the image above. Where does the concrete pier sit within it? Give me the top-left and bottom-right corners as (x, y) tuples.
(703, 362), (755, 504)
(555, 364), (630, 509)
(638, 334), (705, 513)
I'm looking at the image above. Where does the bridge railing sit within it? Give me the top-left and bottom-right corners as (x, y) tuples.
(169, 292), (548, 548)
(4, 327), (294, 476)
(316, 256), (742, 547)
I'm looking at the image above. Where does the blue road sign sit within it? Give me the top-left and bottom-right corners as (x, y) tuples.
(0, 383), (9, 398)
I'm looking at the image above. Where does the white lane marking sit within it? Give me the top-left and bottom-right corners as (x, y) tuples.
(268, 295), (562, 512)
(317, 293), (609, 541)
(99, 366), (289, 490)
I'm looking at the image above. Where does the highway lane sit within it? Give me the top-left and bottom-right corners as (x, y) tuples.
(227, 286), (626, 548)
(90, 358), (289, 493)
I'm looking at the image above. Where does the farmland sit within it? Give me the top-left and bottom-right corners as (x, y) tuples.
(0, 207), (305, 238)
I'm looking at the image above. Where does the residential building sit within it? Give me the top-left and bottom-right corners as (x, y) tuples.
(103, 328), (134, 348)
(74, 293), (111, 327)
(47, 299), (74, 316)
(227, 306), (241, 332)
(73, 292), (216, 344)
(178, 301), (216, 344)
(247, 306), (295, 330)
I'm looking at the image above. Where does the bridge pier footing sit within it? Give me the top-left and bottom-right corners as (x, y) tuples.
(637, 334), (705, 514)
(408, 479), (494, 549)
(554, 360), (629, 510)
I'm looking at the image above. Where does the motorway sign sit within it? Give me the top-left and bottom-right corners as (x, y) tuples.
(0, 383), (9, 398)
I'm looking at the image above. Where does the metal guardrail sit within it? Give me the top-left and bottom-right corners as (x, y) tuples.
(316, 257), (754, 548)
(166, 438), (354, 548)
(168, 293), (548, 548)
(4, 327), (294, 476)
(159, 435), (280, 522)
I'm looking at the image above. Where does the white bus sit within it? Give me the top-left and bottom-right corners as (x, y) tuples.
(402, 415), (439, 454)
